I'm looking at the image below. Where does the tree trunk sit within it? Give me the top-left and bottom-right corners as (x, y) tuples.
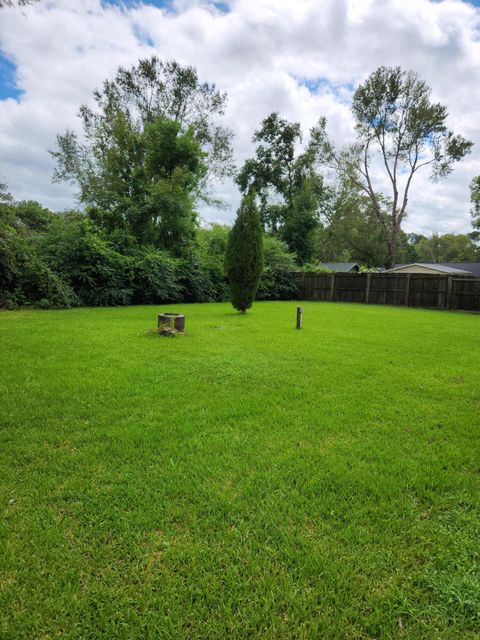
(388, 231), (398, 269)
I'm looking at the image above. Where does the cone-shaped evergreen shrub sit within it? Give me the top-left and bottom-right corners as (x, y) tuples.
(225, 192), (264, 312)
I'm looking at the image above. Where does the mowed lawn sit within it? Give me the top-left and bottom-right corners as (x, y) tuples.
(0, 302), (479, 639)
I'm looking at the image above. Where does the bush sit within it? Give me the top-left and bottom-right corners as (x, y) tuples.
(177, 255), (227, 303)
(256, 236), (299, 300)
(0, 208), (77, 309)
(39, 213), (133, 306)
(131, 249), (182, 304)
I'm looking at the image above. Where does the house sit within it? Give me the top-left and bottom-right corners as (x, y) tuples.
(318, 262), (360, 273)
(385, 263), (480, 276)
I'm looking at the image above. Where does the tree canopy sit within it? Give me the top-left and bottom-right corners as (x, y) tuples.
(471, 175), (480, 235)
(52, 57), (235, 252)
(237, 112), (328, 264)
(320, 66), (473, 267)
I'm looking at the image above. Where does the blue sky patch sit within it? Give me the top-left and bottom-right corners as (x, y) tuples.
(0, 53), (22, 101)
(102, 0), (230, 11)
(102, 0), (172, 9)
(297, 76), (355, 104)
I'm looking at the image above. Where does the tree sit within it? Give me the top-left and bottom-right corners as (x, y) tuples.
(53, 109), (206, 254)
(225, 192), (264, 312)
(0, 183), (13, 203)
(52, 57), (234, 248)
(471, 175), (480, 233)
(320, 66), (473, 267)
(0, 0), (38, 7)
(315, 179), (390, 267)
(237, 113), (328, 264)
(414, 233), (478, 262)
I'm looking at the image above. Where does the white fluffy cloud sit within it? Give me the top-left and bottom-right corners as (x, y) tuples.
(1, 0), (479, 234)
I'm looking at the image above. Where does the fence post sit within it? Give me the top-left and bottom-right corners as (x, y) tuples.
(446, 275), (453, 310)
(329, 273), (335, 302)
(365, 273), (371, 304)
(405, 273), (411, 307)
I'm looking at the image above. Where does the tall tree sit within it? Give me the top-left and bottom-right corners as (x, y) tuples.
(319, 66), (473, 267)
(55, 111), (206, 254)
(316, 182), (390, 267)
(237, 113), (328, 264)
(52, 56), (233, 248)
(225, 192), (264, 313)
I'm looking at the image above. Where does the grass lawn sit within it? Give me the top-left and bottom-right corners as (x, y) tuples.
(1, 301), (479, 639)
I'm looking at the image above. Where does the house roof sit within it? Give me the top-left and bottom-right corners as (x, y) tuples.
(430, 262), (480, 277)
(386, 263), (472, 275)
(318, 262), (359, 272)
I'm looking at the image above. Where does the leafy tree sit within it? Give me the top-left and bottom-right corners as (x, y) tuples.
(0, 190), (76, 308)
(471, 175), (480, 234)
(196, 223), (230, 300)
(320, 66), (473, 267)
(315, 181), (389, 267)
(256, 236), (299, 300)
(414, 233), (478, 262)
(225, 192), (264, 312)
(53, 107), (206, 254)
(52, 56), (234, 249)
(237, 113), (328, 264)
(0, 183), (13, 203)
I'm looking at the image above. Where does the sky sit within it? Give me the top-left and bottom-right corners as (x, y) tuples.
(1, 0), (480, 235)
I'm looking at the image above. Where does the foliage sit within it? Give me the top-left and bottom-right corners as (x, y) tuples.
(315, 182), (389, 267)
(52, 57), (234, 230)
(176, 254), (226, 303)
(320, 66), (473, 267)
(38, 213), (133, 306)
(237, 113), (328, 264)
(225, 192), (264, 312)
(130, 248), (182, 304)
(0, 197), (77, 308)
(411, 233), (479, 263)
(196, 224), (230, 300)
(256, 236), (299, 300)
(471, 175), (480, 233)
(53, 110), (206, 253)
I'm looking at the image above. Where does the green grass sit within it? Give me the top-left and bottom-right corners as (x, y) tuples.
(1, 301), (479, 639)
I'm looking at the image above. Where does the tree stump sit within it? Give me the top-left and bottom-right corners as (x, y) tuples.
(157, 313), (185, 335)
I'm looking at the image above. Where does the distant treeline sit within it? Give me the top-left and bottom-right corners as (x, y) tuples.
(1, 192), (478, 310)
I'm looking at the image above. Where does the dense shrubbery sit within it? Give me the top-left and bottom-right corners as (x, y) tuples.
(256, 236), (299, 300)
(0, 197), (302, 309)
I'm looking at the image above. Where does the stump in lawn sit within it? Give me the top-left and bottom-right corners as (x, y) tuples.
(157, 312), (185, 336)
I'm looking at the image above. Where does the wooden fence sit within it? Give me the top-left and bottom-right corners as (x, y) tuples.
(297, 272), (480, 312)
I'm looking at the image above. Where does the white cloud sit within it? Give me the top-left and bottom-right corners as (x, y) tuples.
(0, 0), (479, 234)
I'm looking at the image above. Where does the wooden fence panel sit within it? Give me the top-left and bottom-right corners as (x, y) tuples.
(296, 272), (480, 312)
(332, 273), (367, 303)
(368, 274), (407, 306)
(299, 273), (330, 301)
(408, 274), (449, 309)
(451, 277), (480, 311)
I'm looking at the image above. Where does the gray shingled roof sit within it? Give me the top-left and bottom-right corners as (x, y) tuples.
(431, 262), (480, 277)
(387, 263), (479, 275)
(318, 262), (359, 272)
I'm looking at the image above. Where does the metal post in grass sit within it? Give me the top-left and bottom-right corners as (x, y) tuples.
(296, 306), (303, 329)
